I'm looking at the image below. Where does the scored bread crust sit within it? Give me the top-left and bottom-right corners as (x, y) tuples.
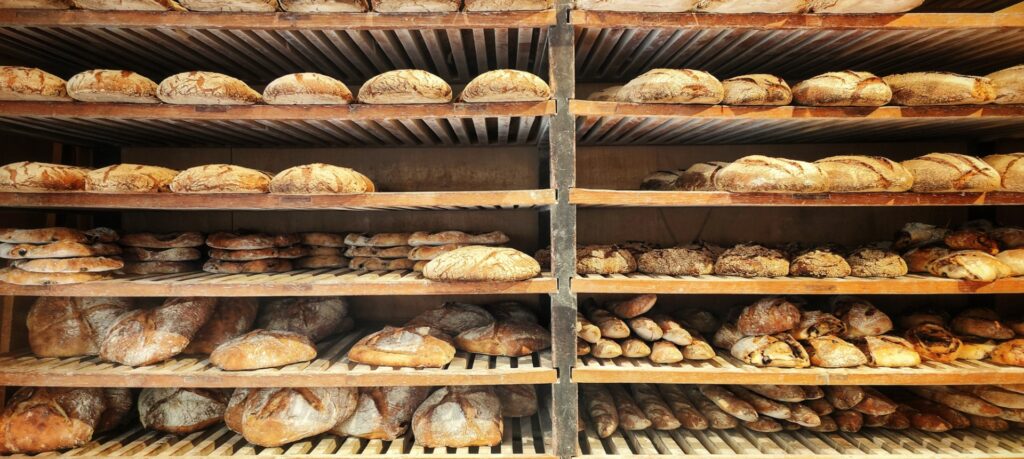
(815, 156), (915, 192)
(805, 336), (867, 368)
(901, 153), (1001, 192)
(411, 387), (503, 448)
(0, 161), (90, 192)
(138, 388), (227, 434)
(358, 70), (452, 104)
(619, 69), (724, 104)
(256, 297), (348, 342)
(347, 326), (456, 368)
(883, 72), (996, 106)
(157, 72), (261, 105)
(370, 0), (460, 12)
(792, 71), (892, 107)
(209, 329), (317, 370)
(983, 153), (1024, 191)
(71, 0), (184, 10)
(13, 256), (123, 273)
(714, 156), (828, 193)
(331, 387), (432, 440)
(713, 244), (790, 278)
(0, 387), (106, 454)
(0, 66), (71, 101)
(231, 387), (357, 448)
(269, 163), (374, 194)
(170, 164), (271, 193)
(809, 0), (925, 13)
(406, 302), (494, 336)
(637, 247), (714, 276)
(120, 232), (204, 248)
(460, 70), (551, 103)
(184, 298), (259, 354)
(721, 74), (792, 106)
(99, 297), (216, 366)
(697, 0), (809, 12)
(178, 0), (276, 10)
(408, 230), (509, 246)
(85, 164), (178, 192)
(423, 246), (541, 281)
(27, 297), (133, 358)
(66, 70), (160, 103)
(789, 249), (851, 278)
(846, 247), (908, 278)
(463, 0), (550, 10)
(575, 0), (697, 11)
(454, 320), (552, 357)
(279, 0), (367, 11)
(344, 232), (412, 247)
(987, 65), (1024, 105)
(0, 241), (121, 259)
(576, 245), (637, 275)
(263, 73), (353, 105)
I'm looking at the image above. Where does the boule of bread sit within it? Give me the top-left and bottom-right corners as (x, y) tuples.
(120, 231), (204, 248)
(927, 250), (1012, 282)
(637, 246), (715, 276)
(0, 241), (121, 259)
(463, 0), (550, 10)
(257, 297), (348, 342)
(412, 386), (502, 448)
(0, 268), (112, 285)
(279, 0), (366, 11)
(71, 0), (183, 9)
(229, 387), (357, 447)
(619, 69), (724, 104)
(814, 156), (914, 193)
(575, 0), (696, 12)
(358, 70), (452, 104)
(170, 164), (271, 193)
(805, 336), (867, 368)
(12, 256), (122, 273)
(184, 298), (258, 354)
(157, 71), (261, 104)
(831, 297), (892, 339)
(951, 308), (1014, 340)
(178, 0), (276, 10)
(66, 69), (159, 103)
(790, 310), (845, 340)
(883, 72), (996, 106)
(714, 156), (828, 193)
(347, 326), (455, 368)
(423, 246), (541, 282)
(983, 153), (1024, 191)
(263, 73), (353, 105)
(846, 247), (908, 278)
(905, 323), (961, 363)
(901, 153), (1001, 192)
(714, 243), (790, 277)
(587, 85), (623, 101)
(0, 66), (71, 101)
(956, 336), (997, 360)
(407, 302), (494, 336)
(331, 386), (431, 440)
(0, 161), (89, 192)
(996, 249), (1024, 276)
(789, 248), (851, 278)
(210, 329), (317, 370)
(731, 334), (810, 368)
(991, 339), (1024, 366)
(455, 320), (551, 357)
(99, 297), (216, 366)
(987, 65), (1024, 105)
(577, 245), (637, 275)
(0, 387), (105, 454)
(206, 232), (299, 250)
(139, 388), (228, 434)
(269, 163), (374, 194)
(85, 164), (178, 193)
(460, 70), (551, 103)
(903, 246), (950, 273)
(792, 71), (891, 107)
(736, 296), (801, 336)
(721, 74), (792, 105)
(27, 296), (133, 357)
(809, 0), (924, 13)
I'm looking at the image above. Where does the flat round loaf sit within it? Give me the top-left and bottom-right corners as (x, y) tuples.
(178, 0), (276, 11)
(408, 230), (509, 246)
(139, 388), (228, 434)
(0, 241), (120, 259)
(846, 247), (908, 278)
(883, 72), (996, 106)
(122, 261), (200, 274)
(790, 249), (851, 278)
(370, 0), (459, 12)
(423, 246), (541, 282)
(203, 258), (293, 274)
(619, 69), (724, 104)
(257, 297), (348, 342)
(0, 66), (70, 101)
(301, 232), (346, 247)
(206, 232), (299, 250)
(815, 156), (914, 192)
(184, 298), (259, 354)
(412, 386), (503, 448)
(0, 387), (105, 454)
(263, 73), (353, 105)
(587, 86), (623, 101)
(0, 227), (110, 244)
(463, 0), (550, 10)
(170, 164), (271, 193)
(13, 256), (123, 273)
(576, 245), (637, 275)
(344, 232), (412, 247)
(987, 65), (1024, 105)
(157, 71), (261, 105)
(901, 153), (1001, 192)
(27, 296), (133, 357)
(122, 247), (201, 261)
(0, 0), (71, 8)
(209, 246), (306, 261)
(809, 0), (924, 13)
(637, 247), (714, 276)
(0, 268), (111, 285)
(697, 0), (808, 12)
(722, 74), (792, 105)
(120, 231), (204, 248)
(0, 161), (89, 192)
(269, 163), (375, 194)
(71, 0), (184, 10)
(714, 155), (828, 193)
(210, 329), (317, 370)
(85, 163), (178, 193)
(792, 71), (892, 107)
(279, 0), (367, 11)
(455, 320), (551, 357)
(350, 257), (415, 271)
(331, 386), (432, 440)
(295, 255), (348, 268)
(927, 250), (1012, 282)
(714, 244), (790, 277)
(461, 70), (551, 103)
(358, 70), (452, 104)
(347, 326), (456, 368)
(99, 297), (216, 366)
(66, 70), (159, 103)
(345, 245), (411, 259)
(575, 0), (697, 11)
(231, 387), (356, 447)
(984, 153), (1024, 191)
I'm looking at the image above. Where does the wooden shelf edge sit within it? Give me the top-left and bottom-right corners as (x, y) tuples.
(570, 100), (1024, 119)
(570, 189), (1024, 207)
(572, 367), (1024, 386)
(571, 276), (1024, 294)
(571, 10), (1024, 29)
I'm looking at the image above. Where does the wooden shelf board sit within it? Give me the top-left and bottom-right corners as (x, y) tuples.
(571, 101), (1024, 119)
(0, 270), (557, 297)
(0, 328), (556, 388)
(571, 10), (1024, 29)
(570, 189), (1024, 207)
(0, 190), (555, 211)
(571, 274), (1024, 295)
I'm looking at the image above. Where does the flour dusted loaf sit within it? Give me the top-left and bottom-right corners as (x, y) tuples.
(409, 230), (509, 246)
(347, 326), (456, 368)
(71, 0), (183, 9)
(902, 153), (1001, 192)
(358, 70), (452, 104)
(455, 320), (551, 357)
(0, 387), (105, 454)
(423, 246), (540, 282)
(464, 0), (551, 10)
(856, 335), (921, 367)
(184, 298), (258, 354)
(721, 74), (792, 105)
(257, 296), (348, 342)
(831, 296), (892, 338)
(714, 156), (828, 193)
(263, 73), (353, 105)
(984, 153), (1024, 191)
(699, 0), (808, 13)
(0, 66), (70, 101)
(27, 296), (133, 357)
(345, 232), (412, 247)
(99, 297), (216, 366)
(139, 388), (227, 434)
(883, 72), (996, 106)
(987, 65), (1024, 105)
(210, 329), (317, 370)
(179, 0), (276, 10)
(203, 258), (292, 274)
(792, 71), (891, 107)
(714, 243), (790, 277)
(331, 386), (431, 440)
(461, 70), (551, 102)
(997, 249), (1024, 276)
(371, 0), (459, 12)
(279, 0), (366, 10)
(270, 163), (374, 194)
(66, 70), (159, 103)
(407, 302), (494, 335)
(815, 156), (914, 192)
(0, 161), (90, 192)
(619, 69), (724, 104)
(927, 250), (1012, 282)
(737, 296), (802, 336)
(576, 0), (696, 11)
(157, 72), (261, 104)
(577, 245), (637, 274)
(0, 241), (121, 259)
(846, 247), (908, 278)
(412, 386), (502, 448)
(809, 0), (924, 13)
(85, 164), (178, 193)
(637, 246), (715, 276)
(227, 387), (357, 447)
(170, 164), (271, 193)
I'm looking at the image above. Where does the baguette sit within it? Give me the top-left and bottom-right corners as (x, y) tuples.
(805, 398), (834, 416)
(630, 384), (681, 430)
(905, 398), (971, 429)
(743, 417), (782, 432)
(657, 385), (708, 430)
(825, 386), (864, 410)
(580, 385), (618, 438)
(698, 385), (758, 422)
(852, 388), (897, 416)
(744, 385), (806, 403)
(591, 339), (624, 359)
(628, 316), (663, 341)
(577, 338), (591, 356)
(649, 340), (685, 364)
(729, 386), (792, 419)
(684, 386), (737, 429)
(911, 387), (1002, 417)
(682, 332), (715, 360)
(786, 402), (822, 427)
(652, 315), (692, 345)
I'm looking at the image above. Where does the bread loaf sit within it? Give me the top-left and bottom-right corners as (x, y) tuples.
(94, 388), (133, 434)
(100, 297), (216, 366)
(257, 296), (347, 342)
(210, 329), (317, 370)
(956, 336), (996, 360)
(139, 388), (228, 434)
(27, 297), (132, 357)
(737, 296), (801, 336)
(85, 163), (178, 193)
(495, 384), (538, 418)
(0, 161), (89, 192)
(170, 164), (271, 193)
(987, 65), (1024, 104)
(344, 232), (412, 247)
(997, 249), (1024, 276)
(359, 70), (452, 104)
(715, 155), (828, 193)
(263, 73), (353, 105)
(902, 153), (1001, 192)
(792, 71), (891, 107)
(179, 0), (277, 10)
(269, 163), (374, 194)
(0, 227), (113, 244)
(951, 308), (1014, 340)
(407, 302), (494, 335)
(0, 387), (104, 454)
(158, 71), (260, 104)
(0, 268), (112, 285)
(66, 69), (159, 103)
(697, 0), (807, 12)
(927, 250), (1012, 282)
(714, 243), (790, 277)
(120, 231), (203, 248)
(846, 247), (908, 278)
(71, 0), (183, 9)
(903, 246), (950, 273)
(0, 0), (70, 8)
(182, 298), (258, 354)
(122, 261), (199, 275)
(683, 386), (738, 429)
(607, 384), (652, 430)
(229, 387), (357, 447)
(577, 245), (637, 274)
(991, 339), (1024, 366)
(348, 326), (456, 368)
(331, 386), (431, 440)
(13, 256), (122, 273)
(455, 320), (551, 357)
(464, 0), (550, 10)
(983, 153), (1024, 191)
(830, 297), (892, 339)
(790, 310), (845, 341)
(0, 66), (70, 101)
(637, 246), (715, 276)
(575, 0), (696, 12)
(789, 248), (851, 278)
(721, 74), (792, 105)
(423, 246), (540, 282)
(905, 323), (961, 363)
(371, 0), (459, 11)
(581, 384), (618, 438)
(203, 258), (292, 274)
(619, 69), (724, 104)
(805, 336), (867, 368)
(279, 0), (366, 11)
(345, 245), (411, 259)
(815, 156), (914, 192)
(0, 241), (120, 259)
(461, 70), (551, 102)
(206, 232), (298, 250)
(809, 0), (924, 13)
(731, 334), (810, 368)
(408, 230), (510, 246)
(883, 72), (996, 106)
(412, 386), (502, 448)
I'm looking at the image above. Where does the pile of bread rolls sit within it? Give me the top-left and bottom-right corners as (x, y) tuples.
(0, 66), (551, 106)
(0, 227), (122, 285)
(898, 221), (1023, 282)
(643, 153), (1024, 194)
(348, 301), (550, 367)
(576, 294), (715, 363)
(0, 0), (551, 13)
(592, 65), (1024, 106)
(580, 383), (1024, 438)
(579, 0), (928, 13)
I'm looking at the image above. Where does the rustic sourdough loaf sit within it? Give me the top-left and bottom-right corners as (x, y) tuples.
(0, 0), (71, 8)
(814, 156), (914, 192)
(856, 335), (921, 367)
(13, 256), (123, 273)
(358, 70), (452, 104)
(805, 336), (867, 368)
(350, 257), (415, 271)
(423, 246), (541, 282)
(987, 65), (1024, 104)
(344, 232), (412, 247)
(139, 388), (228, 434)
(996, 249), (1024, 276)
(330, 387), (431, 440)
(714, 156), (828, 193)
(0, 66), (71, 101)
(279, 0), (367, 12)
(638, 246), (715, 276)
(270, 163), (374, 194)
(721, 74), (792, 105)
(736, 296), (801, 336)
(461, 70), (551, 102)
(71, 0), (183, 9)
(228, 387), (357, 447)
(257, 296), (348, 342)
(406, 302), (494, 335)
(178, 0), (276, 10)
(883, 72), (996, 106)
(85, 164), (178, 192)
(809, 0), (924, 13)
(170, 164), (272, 193)
(714, 243), (790, 277)
(901, 153), (1001, 192)
(0, 161), (90, 192)
(157, 71), (261, 105)
(0, 387), (105, 454)
(983, 153), (1024, 191)
(184, 298), (258, 354)
(927, 250), (1012, 282)
(619, 69), (724, 104)
(27, 296), (133, 357)
(698, 0), (809, 13)
(210, 329), (317, 370)
(792, 71), (891, 106)
(464, 0), (551, 10)
(412, 386), (503, 448)
(371, 0), (459, 12)
(347, 326), (456, 368)
(576, 0), (696, 11)
(263, 73), (353, 105)
(99, 297), (216, 366)
(66, 70), (159, 103)
(409, 230), (509, 246)
(577, 245), (637, 274)
(952, 308), (1014, 340)
(846, 247), (908, 278)
(731, 334), (810, 368)
(455, 320), (551, 357)
(789, 248), (851, 278)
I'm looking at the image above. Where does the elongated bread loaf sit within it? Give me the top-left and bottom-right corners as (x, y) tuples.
(883, 72), (995, 106)
(698, 0), (809, 13)
(178, 0), (276, 10)
(157, 71), (261, 105)
(715, 156), (828, 193)
(263, 73), (352, 105)
(331, 387), (431, 440)
(815, 156), (914, 192)
(464, 0), (551, 10)
(72, 0), (184, 10)
(423, 246), (540, 282)
(67, 69), (159, 103)
(461, 70), (551, 103)
(901, 153), (1001, 192)
(270, 163), (374, 194)
(984, 153), (1024, 191)
(0, 161), (90, 192)
(792, 71), (891, 107)
(371, 0), (459, 12)
(170, 164), (271, 193)
(27, 297), (133, 357)
(358, 70), (452, 104)
(99, 297), (216, 366)
(722, 74), (792, 105)
(0, 66), (70, 101)
(85, 164), (178, 193)
(619, 69), (724, 104)
(987, 65), (1024, 105)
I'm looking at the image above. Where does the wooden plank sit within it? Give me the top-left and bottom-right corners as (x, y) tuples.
(572, 274), (1024, 295)
(570, 101), (1024, 120)
(569, 189), (1024, 207)
(570, 10), (1024, 29)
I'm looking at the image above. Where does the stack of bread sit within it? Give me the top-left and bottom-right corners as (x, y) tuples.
(292, 232), (349, 269)
(344, 230), (510, 272)
(0, 0), (553, 13)
(348, 301), (550, 368)
(0, 227), (122, 285)
(202, 232), (304, 274)
(119, 231), (204, 275)
(576, 295), (715, 364)
(898, 221), (1023, 282)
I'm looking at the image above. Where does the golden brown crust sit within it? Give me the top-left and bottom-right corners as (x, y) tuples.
(347, 326), (456, 368)
(66, 70), (159, 103)
(721, 74), (792, 105)
(792, 71), (891, 107)
(815, 155), (914, 193)
(85, 164), (178, 192)
(157, 71), (261, 104)
(619, 68), (724, 104)
(202, 258), (293, 274)
(0, 66), (71, 102)
(411, 386), (502, 448)
(0, 161), (89, 192)
(170, 164), (271, 194)
(263, 73), (353, 105)
(461, 70), (551, 103)
(423, 246), (541, 282)
(184, 298), (259, 354)
(120, 232), (204, 248)
(206, 232), (299, 250)
(715, 155), (828, 193)
(988, 65), (1024, 105)
(99, 297), (216, 366)
(883, 72), (996, 106)
(27, 297), (133, 357)
(0, 387), (105, 454)
(13, 256), (122, 273)
(902, 153), (1001, 193)
(358, 70), (452, 104)
(714, 244), (790, 278)
(454, 320), (551, 357)
(269, 163), (374, 194)
(209, 329), (317, 370)
(984, 153), (1024, 191)
(905, 323), (961, 363)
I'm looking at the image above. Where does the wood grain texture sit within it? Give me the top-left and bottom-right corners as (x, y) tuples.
(571, 189), (1024, 207)
(572, 10), (1024, 29)
(572, 274), (1024, 294)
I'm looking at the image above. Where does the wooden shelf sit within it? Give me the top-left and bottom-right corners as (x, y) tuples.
(572, 101), (1024, 144)
(572, 274), (1024, 295)
(0, 328), (555, 388)
(570, 189), (1024, 207)
(0, 190), (555, 211)
(0, 270), (557, 297)
(0, 101), (554, 147)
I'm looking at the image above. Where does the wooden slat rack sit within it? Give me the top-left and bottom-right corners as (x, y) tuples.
(0, 101), (554, 147)
(570, 189), (1024, 207)
(572, 274), (1024, 295)
(571, 101), (1024, 145)
(0, 328), (555, 388)
(0, 270), (557, 297)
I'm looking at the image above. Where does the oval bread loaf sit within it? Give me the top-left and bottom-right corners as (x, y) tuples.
(0, 387), (105, 454)
(263, 73), (353, 105)
(184, 298), (259, 354)
(423, 246), (541, 282)
(270, 163), (374, 194)
(883, 72), (995, 106)
(210, 329), (317, 370)
(13, 256), (123, 273)
(987, 65), (1024, 105)
(331, 387), (432, 440)
(0, 0), (71, 8)
(279, 0), (367, 11)
(463, 0), (551, 10)
(85, 164), (178, 193)
(901, 153), (1001, 192)
(0, 66), (71, 101)
(70, 0), (184, 10)
(157, 71), (261, 105)
(619, 69), (724, 104)
(714, 155), (828, 193)
(0, 161), (90, 192)
(99, 297), (216, 366)
(983, 153), (1024, 191)
(228, 387), (357, 447)
(698, 0), (809, 13)
(139, 388), (227, 434)
(815, 156), (914, 192)
(927, 250), (1012, 282)
(370, 0), (459, 12)
(412, 386), (503, 448)
(27, 296), (133, 358)
(809, 0), (924, 13)
(66, 70), (159, 103)
(461, 70), (551, 102)
(575, 0), (697, 11)
(178, 0), (277, 10)
(170, 164), (271, 193)
(358, 70), (452, 104)
(346, 326), (456, 368)
(722, 74), (792, 106)
(792, 71), (891, 107)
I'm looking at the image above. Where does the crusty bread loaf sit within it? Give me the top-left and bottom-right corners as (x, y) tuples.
(996, 249), (1024, 276)
(170, 164), (271, 193)
(412, 386), (502, 448)
(0, 0), (71, 8)
(460, 70), (551, 103)
(210, 329), (317, 370)
(184, 298), (258, 354)
(27, 296), (133, 357)
(263, 73), (353, 105)
(350, 257), (415, 271)
(120, 231), (204, 248)
(13, 256), (122, 273)
(302, 232), (346, 247)
(577, 245), (637, 275)
(810, 0), (923, 13)
(279, 0), (366, 10)
(737, 296), (801, 336)
(208, 246), (306, 261)
(408, 244), (468, 260)
(423, 246), (541, 282)
(344, 245), (411, 259)
(269, 163), (374, 194)
(157, 71), (261, 104)
(0, 161), (90, 192)
(344, 232), (412, 247)
(464, 0), (550, 10)
(99, 297), (216, 366)
(206, 232), (299, 250)
(901, 153), (1001, 192)
(721, 74), (792, 105)
(409, 230), (510, 246)
(792, 71), (891, 107)
(0, 387), (105, 454)
(71, 0), (183, 10)
(0, 241), (121, 259)
(984, 153), (1024, 191)
(714, 156), (828, 193)
(697, 0), (808, 12)
(575, 0), (696, 11)
(731, 334), (810, 368)
(229, 387), (357, 447)
(0, 227), (109, 244)
(85, 164), (178, 192)
(407, 302), (494, 335)
(814, 156), (914, 192)
(139, 388), (228, 434)
(495, 384), (538, 418)
(371, 0), (459, 12)
(855, 335), (921, 367)
(846, 247), (908, 278)
(95, 388), (133, 434)
(203, 258), (292, 274)
(905, 323), (961, 363)
(927, 250), (1012, 282)
(0, 66), (71, 101)
(0, 268), (112, 285)
(790, 248), (851, 278)
(714, 243), (790, 277)
(331, 386), (431, 440)
(987, 65), (1024, 105)
(945, 228), (999, 254)
(637, 246), (714, 276)
(358, 70), (452, 104)
(883, 72), (995, 106)
(66, 70), (159, 103)
(805, 336), (867, 368)
(830, 296), (892, 339)
(347, 326), (456, 368)
(619, 69), (724, 104)
(178, 0), (276, 10)
(952, 308), (1014, 340)
(455, 320), (551, 357)
(257, 296), (348, 342)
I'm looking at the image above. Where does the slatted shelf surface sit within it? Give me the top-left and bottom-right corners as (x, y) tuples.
(570, 189), (1024, 207)
(578, 424), (1024, 458)
(572, 101), (1024, 144)
(0, 101), (554, 147)
(0, 328), (555, 388)
(0, 270), (557, 297)
(0, 10), (555, 85)
(572, 274), (1024, 295)
(920, 0), (1022, 10)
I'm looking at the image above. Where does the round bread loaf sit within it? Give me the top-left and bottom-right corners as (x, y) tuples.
(27, 296), (133, 357)
(85, 163), (178, 192)
(0, 227), (101, 244)
(0, 268), (112, 285)
(587, 85), (623, 101)
(408, 244), (468, 260)
(792, 71), (891, 107)
(269, 163), (374, 194)
(714, 244), (790, 277)
(157, 71), (261, 105)
(460, 70), (551, 103)
(412, 386), (503, 448)
(71, 0), (184, 10)
(407, 302), (494, 336)
(736, 296), (801, 336)
(996, 249), (1024, 276)
(184, 298), (259, 354)
(66, 70), (159, 103)
(139, 388), (228, 434)
(347, 326), (456, 368)
(257, 296), (348, 342)
(619, 69), (724, 104)
(13, 256), (123, 273)
(454, 320), (551, 357)
(0, 387), (105, 454)
(991, 339), (1024, 366)
(987, 65), (1024, 105)
(331, 386), (432, 440)
(809, 0), (924, 13)
(122, 261), (200, 274)
(279, 0), (367, 11)
(790, 248), (851, 278)
(206, 232), (299, 250)
(927, 250), (1012, 282)
(122, 246), (201, 262)
(409, 230), (509, 247)
(576, 245), (637, 275)
(358, 70), (452, 104)
(1, 0), (70, 8)
(805, 336), (867, 368)
(815, 156), (914, 192)
(902, 246), (950, 273)
(209, 329), (317, 370)
(96, 388), (134, 434)
(721, 74), (792, 105)
(983, 153), (1024, 191)
(228, 387), (357, 447)
(263, 73), (353, 105)
(370, 0), (459, 12)
(464, 0), (550, 9)
(846, 247), (908, 278)
(170, 164), (271, 193)
(575, 0), (696, 11)
(883, 72), (996, 106)
(0, 66), (71, 101)
(637, 247), (714, 276)
(178, 0), (276, 11)
(99, 297), (216, 366)
(699, 0), (808, 13)
(301, 232), (346, 247)
(0, 161), (90, 192)
(714, 155), (828, 193)
(203, 258), (293, 274)
(901, 153), (1001, 192)
(495, 384), (538, 418)
(0, 241), (121, 259)
(423, 246), (541, 282)
(120, 231), (205, 248)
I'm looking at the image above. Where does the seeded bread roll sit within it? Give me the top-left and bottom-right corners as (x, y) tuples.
(463, 0), (550, 10)
(100, 297), (216, 366)
(983, 153), (1024, 191)
(0, 66), (71, 101)
(407, 302), (494, 336)
(714, 244), (790, 278)
(575, 0), (696, 11)
(721, 74), (792, 105)
(359, 70), (452, 104)
(263, 73), (353, 105)
(620, 69), (724, 104)
(461, 70), (551, 103)
(157, 71), (261, 104)
(0, 161), (89, 192)
(170, 164), (271, 193)
(412, 386), (502, 448)
(792, 71), (892, 107)
(139, 388), (228, 434)
(902, 153), (1001, 192)
(846, 247), (908, 278)
(455, 320), (551, 357)
(348, 326), (456, 368)
(714, 156), (828, 193)
(737, 296), (802, 336)
(423, 246), (541, 282)
(883, 72), (996, 106)
(809, 0), (924, 13)
(815, 156), (915, 192)
(270, 163), (374, 194)
(987, 65), (1024, 105)
(331, 386), (431, 440)
(85, 164), (178, 193)
(0, 387), (105, 454)
(927, 250), (1012, 282)
(27, 296), (133, 357)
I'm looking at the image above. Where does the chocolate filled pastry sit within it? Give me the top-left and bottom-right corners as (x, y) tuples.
(945, 229), (1000, 255)
(902, 246), (951, 273)
(736, 296), (802, 336)
(789, 248), (851, 278)
(790, 310), (846, 340)
(831, 296), (893, 339)
(894, 222), (948, 251)
(805, 336), (868, 368)
(714, 244), (790, 278)
(731, 334), (810, 368)
(846, 247), (908, 278)
(855, 335), (921, 367)
(951, 308), (1015, 340)
(905, 323), (962, 363)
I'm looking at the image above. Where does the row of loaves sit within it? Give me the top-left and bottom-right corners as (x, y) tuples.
(0, 384), (538, 454)
(642, 153), (1024, 194)
(2, 0), (551, 12)
(581, 383), (1024, 439)
(591, 66), (1024, 106)
(579, 0), (930, 14)
(0, 67), (550, 105)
